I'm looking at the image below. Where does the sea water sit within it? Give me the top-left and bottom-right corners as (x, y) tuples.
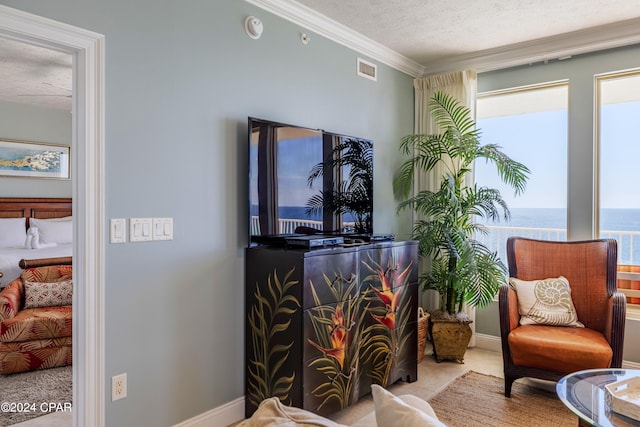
(481, 208), (640, 265)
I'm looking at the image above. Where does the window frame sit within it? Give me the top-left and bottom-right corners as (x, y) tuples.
(475, 80), (570, 264)
(595, 68), (640, 312)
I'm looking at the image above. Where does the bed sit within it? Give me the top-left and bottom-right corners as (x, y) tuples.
(0, 197), (73, 287)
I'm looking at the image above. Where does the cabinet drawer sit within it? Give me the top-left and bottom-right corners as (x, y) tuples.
(302, 251), (358, 309)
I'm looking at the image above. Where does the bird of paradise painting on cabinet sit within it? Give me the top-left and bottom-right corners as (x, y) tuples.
(360, 252), (415, 387)
(305, 270), (368, 412)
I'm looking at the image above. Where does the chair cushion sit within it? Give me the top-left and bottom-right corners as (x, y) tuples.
(0, 305), (72, 343)
(508, 324), (613, 372)
(509, 276), (584, 327)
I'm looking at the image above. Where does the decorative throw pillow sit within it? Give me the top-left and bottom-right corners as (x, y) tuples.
(509, 276), (584, 327)
(23, 279), (73, 309)
(371, 384), (446, 427)
(0, 217), (27, 248)
(236, 397), (347, 427)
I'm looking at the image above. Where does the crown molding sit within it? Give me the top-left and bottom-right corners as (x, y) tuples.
(423, 17), (640, 75)
(246, 0), (640, 78)
(244, 0), (425, 77)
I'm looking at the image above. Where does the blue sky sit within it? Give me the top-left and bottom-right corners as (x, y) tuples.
(475, 109), (567, 209)
(475, 101), (640, 210)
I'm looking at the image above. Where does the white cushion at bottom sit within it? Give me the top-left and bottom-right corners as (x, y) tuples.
(370, 385), (446, 427)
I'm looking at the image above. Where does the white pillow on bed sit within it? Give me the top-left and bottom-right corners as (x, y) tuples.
(0, 218), (27, 248)
(29, 217), (73, 245)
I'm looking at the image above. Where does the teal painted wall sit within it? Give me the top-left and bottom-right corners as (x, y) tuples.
(0, 1), (414, 425)
(476, 44), (640, 363)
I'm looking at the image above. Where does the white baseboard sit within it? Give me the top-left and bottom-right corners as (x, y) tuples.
(473, 333), (502, 353)
(173, 396), (244, 427)
(623, 360), (640, 369)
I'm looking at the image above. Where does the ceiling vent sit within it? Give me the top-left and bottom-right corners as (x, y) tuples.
(357, 58), (377, 81)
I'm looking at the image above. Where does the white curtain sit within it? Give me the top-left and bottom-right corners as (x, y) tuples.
(413, 70), (478, 345)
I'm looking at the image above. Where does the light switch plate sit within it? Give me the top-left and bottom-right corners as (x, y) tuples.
(110, 218), (126, 244)
(152, 218), (173, 241)
(130, 218), (153, 242)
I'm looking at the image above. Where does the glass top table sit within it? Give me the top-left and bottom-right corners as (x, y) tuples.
(557, 369), (640, 427)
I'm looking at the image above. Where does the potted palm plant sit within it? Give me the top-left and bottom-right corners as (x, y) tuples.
(394, 91), (529, 362)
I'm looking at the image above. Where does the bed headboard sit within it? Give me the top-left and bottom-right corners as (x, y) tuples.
(0, 197), (72, 228)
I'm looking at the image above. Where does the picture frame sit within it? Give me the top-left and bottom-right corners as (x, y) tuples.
(0, 139), (70, 179)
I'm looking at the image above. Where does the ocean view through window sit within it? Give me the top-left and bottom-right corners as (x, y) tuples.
(475, 83), (568, 264)
(597, 71), (640, 305)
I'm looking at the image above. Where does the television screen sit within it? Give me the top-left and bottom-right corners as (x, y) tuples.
(249, 117), (373, 243)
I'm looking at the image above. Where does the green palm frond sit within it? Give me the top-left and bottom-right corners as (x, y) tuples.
(247, 267), (300, 407)
(394, 91), (529, 314)
(477, 144), (531, 195)
(430, 91), (478, 138)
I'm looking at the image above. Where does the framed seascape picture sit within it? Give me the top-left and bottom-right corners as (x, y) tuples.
(0, 139), (70, 179)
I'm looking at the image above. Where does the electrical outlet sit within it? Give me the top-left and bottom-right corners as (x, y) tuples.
(112, 373), (127, 401)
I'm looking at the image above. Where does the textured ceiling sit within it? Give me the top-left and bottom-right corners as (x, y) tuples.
(295, 0), (640, 66)
(0, 37), (72, 111)
(3, 1), (640, 111)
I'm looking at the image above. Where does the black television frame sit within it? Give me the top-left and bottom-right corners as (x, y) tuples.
(248, 117), (373, 245)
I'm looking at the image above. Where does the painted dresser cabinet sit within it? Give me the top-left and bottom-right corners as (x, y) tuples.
(245, 240), (418, 417)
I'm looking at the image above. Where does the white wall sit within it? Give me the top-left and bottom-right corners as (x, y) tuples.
(0, 1), (414, 425)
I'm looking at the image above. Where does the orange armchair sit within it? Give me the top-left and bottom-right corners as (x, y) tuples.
(499, 237), (626, 397)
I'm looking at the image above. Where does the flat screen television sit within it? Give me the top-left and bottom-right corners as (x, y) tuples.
(248, 117), (373, 244)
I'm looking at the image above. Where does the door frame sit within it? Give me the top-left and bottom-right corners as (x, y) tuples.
(0, 5), (105, 426)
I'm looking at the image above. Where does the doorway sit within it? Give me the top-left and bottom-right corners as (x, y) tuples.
(0, 5), (105, 427)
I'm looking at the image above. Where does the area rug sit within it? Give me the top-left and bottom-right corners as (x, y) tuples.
(0, 366), (72, 426)
(428, 371), (576, 427)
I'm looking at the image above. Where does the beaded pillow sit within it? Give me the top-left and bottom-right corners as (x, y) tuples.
(23, 279), (73, 309)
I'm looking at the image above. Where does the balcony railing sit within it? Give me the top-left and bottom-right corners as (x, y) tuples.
(477, 225), (640, 305)
(476, 225), (640, 265)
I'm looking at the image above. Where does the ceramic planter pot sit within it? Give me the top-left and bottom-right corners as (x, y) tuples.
(429, 317), (473, 363)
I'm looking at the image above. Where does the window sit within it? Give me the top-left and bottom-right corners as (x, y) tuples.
(597, 71), (640, 306)
(475, 83), (569, 263)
